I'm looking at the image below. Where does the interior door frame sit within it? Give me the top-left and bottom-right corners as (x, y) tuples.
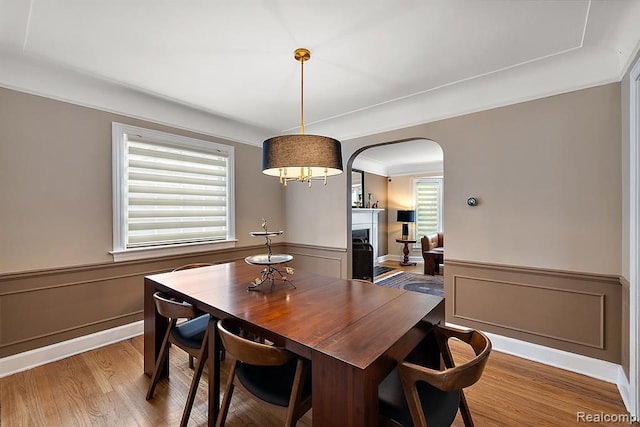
(346, 137), (439, 278)
(629, 55), (640, 418)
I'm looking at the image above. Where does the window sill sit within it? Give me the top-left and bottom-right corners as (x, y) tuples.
(110, 240), (237, 262)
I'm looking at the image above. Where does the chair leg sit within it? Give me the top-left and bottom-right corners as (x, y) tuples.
(435, 255), (443, 274)
(284, 358), (307, 427)
(146, 321), (175, 400)
(458, 390), (475, 427)
(215, 361), (237, 427)
(424, 254), (436, 275)
(189, 355), (194, 369)
(180, 328), (210, 427)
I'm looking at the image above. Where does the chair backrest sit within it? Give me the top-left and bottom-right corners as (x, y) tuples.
(421, 234), (440, 251)
(172, 262), (212, 271)
(399, 324), (491, 393)
(218, 318), (294, 367)
(152, 292), (200, 320)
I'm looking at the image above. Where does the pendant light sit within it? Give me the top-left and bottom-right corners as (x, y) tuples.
(262, 48), (343, 186)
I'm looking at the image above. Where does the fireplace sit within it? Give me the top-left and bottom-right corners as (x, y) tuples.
(352, 208), (383, 265)
(352, 228), (369, 243)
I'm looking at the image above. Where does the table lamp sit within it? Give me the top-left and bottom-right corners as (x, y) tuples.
(397, 210), (415, 240)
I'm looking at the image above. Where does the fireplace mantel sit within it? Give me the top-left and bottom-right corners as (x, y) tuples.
(352, 208), (384, 265)
(352, 208), (384, 213)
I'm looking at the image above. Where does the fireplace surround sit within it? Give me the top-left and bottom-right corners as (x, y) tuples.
(352, 208), (383, 264)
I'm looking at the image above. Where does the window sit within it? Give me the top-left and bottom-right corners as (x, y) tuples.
(413, 178), (443, 239)
(112, 123), (235, 261)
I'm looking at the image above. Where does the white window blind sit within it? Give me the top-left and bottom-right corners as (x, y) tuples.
(112, 123), (234, 254)
(414, 178), (443, 238)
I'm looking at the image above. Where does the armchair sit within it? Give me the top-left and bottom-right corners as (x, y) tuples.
(421, 233), (444, 275)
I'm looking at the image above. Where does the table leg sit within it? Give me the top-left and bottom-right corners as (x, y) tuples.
(400, 242), (415, 266)
(311, 352), (378, 427)
(144, 278), (168, 377)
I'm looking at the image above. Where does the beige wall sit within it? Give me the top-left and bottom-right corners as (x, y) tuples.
(387, 175), (417, 259)
(285, 83), (624, 362)
(364, 172), (389, 256)
(0, 87), (284, 274)
(0, 82), (627, 363)
(0, 87), (285, 356)
(288, 83), (622, 276)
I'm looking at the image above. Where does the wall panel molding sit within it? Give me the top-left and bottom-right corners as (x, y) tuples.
(0, 311), (142, 349)
(452, 275), (605, 348)
(0, 244), (270, 357)
(285, 243), (347, 279)
(444, 259), (622, 363)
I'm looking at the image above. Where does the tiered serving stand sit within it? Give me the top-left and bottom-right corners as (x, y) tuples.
(245, 230), (295, 291)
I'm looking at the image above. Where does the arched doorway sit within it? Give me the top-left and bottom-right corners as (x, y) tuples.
(346, 138), (444, 280)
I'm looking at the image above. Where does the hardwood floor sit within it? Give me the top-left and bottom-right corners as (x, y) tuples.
(376, 259), (428, 278)
(1, 263), (629, 426)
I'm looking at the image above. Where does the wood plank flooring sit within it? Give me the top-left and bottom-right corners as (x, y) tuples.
(1, 261), (630, 426)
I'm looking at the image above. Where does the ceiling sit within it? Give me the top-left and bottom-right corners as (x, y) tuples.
(353, 139), (444, 177)
(1, 1), (640, 163)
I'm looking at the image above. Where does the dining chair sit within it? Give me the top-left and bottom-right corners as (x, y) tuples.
(216, 318), (312, 427)
(173, 262), (213, 271)
(145, 291), (211, 427)
(172, 262), (216, 367)
(378, 324), (491, 427)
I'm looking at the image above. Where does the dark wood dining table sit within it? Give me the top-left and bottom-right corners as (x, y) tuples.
(144, 259), (444, 427)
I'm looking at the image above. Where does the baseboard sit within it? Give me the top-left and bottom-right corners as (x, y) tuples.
(379, 254), (393, 263)
(456, 325), (621, 384)
(0, 318), (624, 393)
(0, 321), (144, 378)
(617, 369), (635, 415)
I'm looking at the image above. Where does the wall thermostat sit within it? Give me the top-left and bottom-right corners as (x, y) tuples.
(467, 197), (478, 206)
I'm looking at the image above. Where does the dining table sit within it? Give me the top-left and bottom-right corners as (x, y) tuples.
(143, 259), (444, 427)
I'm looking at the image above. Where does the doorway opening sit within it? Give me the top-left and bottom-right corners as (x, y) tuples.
(346, 138), (444, 280)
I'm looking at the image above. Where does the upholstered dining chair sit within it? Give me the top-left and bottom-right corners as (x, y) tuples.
(216, 318), (312, 427)
(172, 262), (215, 368)
(173, 262), (213, 271)
(378, 324), (492, 427)
(145, 292), (211, 427)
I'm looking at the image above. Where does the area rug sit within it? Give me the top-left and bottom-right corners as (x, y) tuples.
(373, 265), (395, 277)
(375, 272), (444, 297)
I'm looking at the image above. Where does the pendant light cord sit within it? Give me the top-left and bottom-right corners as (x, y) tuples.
(300, 56), (305, 135)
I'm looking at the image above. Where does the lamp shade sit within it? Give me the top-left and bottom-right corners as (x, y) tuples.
(396, 210), (415, 223)
(262, 134), (343, 178)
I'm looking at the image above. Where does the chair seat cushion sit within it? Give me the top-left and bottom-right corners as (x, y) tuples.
(171, 314), (208, 349)
(236, 358), (312, 407)
(378, 367), (460, 427)
(424, 248), (444, 255)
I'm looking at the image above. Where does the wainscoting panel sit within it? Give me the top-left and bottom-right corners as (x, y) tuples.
(1, 275), (141, 347)
(452, 276), (604, 348)
(445, 260), (622, 363)
(0, 245), (267, 358)
(285, 244), (347, 279)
